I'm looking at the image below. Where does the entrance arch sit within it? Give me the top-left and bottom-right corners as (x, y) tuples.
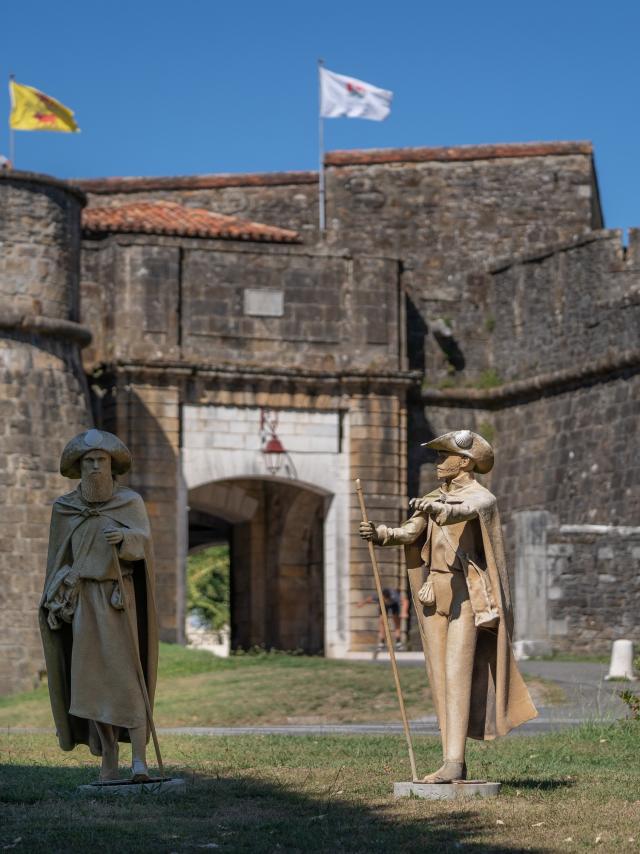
(181, 403), (351, 656)
(188, 477), (328, 652)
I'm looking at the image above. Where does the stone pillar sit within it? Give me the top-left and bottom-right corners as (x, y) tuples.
(0, 172), (93, 695)
(98, 378), (185, 644)
(512, 510), (555, 658)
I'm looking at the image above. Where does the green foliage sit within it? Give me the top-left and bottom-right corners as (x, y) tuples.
(476, 368), (503, 389)
(618, 688), (640, 719)
(484, 313), (496, 333)
(477, 420), (495, 444)
(186, 544), (230, 631)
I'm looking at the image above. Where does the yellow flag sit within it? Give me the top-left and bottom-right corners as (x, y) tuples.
(9, 81), (79, 132)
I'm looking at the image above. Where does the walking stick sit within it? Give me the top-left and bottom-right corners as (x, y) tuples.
(111, 544), (164, 778)
(355, 479), (418, 782)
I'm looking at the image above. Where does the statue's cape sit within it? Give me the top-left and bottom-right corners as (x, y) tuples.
(405, 479), (537, 740)
(39, 486), (159, 754)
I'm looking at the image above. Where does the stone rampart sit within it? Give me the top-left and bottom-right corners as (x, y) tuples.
(0, 172), (92, 695)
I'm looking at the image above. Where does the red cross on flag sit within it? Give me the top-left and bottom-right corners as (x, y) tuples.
(319, 67), (392, 121)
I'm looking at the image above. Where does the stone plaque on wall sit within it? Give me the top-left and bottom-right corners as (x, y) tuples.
(243, 288), (284, 317)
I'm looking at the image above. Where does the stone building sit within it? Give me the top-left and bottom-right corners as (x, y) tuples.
(1, 140), (638, 693)
(0, 172), (93, 694)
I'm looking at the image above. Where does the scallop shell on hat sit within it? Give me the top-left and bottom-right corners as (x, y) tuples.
(454, 430), (474, 449)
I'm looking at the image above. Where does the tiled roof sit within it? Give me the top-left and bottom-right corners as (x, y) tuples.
(76, 170), (317, 194)
(82, 200), (300, 243)
(325, 141), (593, 167)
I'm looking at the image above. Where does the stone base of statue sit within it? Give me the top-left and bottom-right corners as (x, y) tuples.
(394, 780), (500, 800)
(77, 777), (186, 796)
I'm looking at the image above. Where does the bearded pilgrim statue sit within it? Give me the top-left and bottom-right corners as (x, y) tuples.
(39, 429), (159, 782)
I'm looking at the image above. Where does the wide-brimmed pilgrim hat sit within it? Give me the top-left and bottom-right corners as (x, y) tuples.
(421, 429), (494, 474)
(60, 429), (132, 478)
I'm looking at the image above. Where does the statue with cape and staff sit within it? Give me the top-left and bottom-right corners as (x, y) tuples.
(40, 429), (162, 783)
(359, 430), (537, 788)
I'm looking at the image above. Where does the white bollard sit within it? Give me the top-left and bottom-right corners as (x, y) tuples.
(605, 639), (636, 681)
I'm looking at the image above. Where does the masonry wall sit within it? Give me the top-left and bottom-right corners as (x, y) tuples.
(490, 231), (640, 381)
(546, 526), (640, 652)
(419, 226), (640, 651)
(76, 142), (639, 658)
(95, 376), (185, 643)
(82, 236), (403, 375)
(81, 173), (319, 236)
(0, 173), (92, 695)
(78, 144), (601, 382)
(324, 145), (601, 383)
(83, 228), (410, 651)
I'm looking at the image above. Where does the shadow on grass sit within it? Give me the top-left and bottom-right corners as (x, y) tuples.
(0, 764), (549, 853)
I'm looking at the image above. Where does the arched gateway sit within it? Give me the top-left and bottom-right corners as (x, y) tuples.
(182, 405), (346, 655)
(188, 477), (327, 653)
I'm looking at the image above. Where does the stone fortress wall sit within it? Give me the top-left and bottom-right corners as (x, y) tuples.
(0, 140), (637, 694)
(82, 231), (410, 651)
(419, 228), (640, 653)
(76, 141), (640, 656)
(0, 173), (93, 694)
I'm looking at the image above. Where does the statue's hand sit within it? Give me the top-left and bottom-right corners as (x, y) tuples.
(359, 521), (380, 544)
(104, 527), (124, 545)
(410, 496), (440, 514)
(64, 568), (80, 587)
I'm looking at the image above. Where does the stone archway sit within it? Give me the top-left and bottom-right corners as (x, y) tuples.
(187, 477), (329, 653)
(181, 403), (351, 657)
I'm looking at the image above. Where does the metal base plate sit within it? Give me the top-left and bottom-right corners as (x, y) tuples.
(394, 780), (501, 800)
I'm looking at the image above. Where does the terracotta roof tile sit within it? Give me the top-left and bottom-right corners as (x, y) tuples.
(82, 200), (300, 243)
(325, 141), (593, 167)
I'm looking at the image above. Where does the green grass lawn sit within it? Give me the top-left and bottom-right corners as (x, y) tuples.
(0, 644), (562, 729)
(0, 723), (638, 852)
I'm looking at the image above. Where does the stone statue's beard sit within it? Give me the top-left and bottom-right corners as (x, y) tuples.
(81, 471), (114, 503)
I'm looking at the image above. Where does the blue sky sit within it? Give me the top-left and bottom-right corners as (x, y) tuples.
(2, 0), (639, 229)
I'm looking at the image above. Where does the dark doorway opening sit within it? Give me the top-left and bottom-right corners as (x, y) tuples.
(187, 478), (327, 655)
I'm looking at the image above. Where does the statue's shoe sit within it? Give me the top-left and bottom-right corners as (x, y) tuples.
(421, 761), (467, 784)
(131, 759), (151, 783)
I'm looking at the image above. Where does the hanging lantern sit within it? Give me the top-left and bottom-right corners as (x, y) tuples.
(263, 434), (286, 475)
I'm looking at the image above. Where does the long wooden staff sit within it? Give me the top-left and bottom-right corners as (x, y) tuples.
(355, 479), (418, 782)
(111, 545), (164, 778)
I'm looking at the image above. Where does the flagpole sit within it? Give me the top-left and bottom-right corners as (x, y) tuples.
(8, 74), (15, 168)
(318, 58), (326, 233)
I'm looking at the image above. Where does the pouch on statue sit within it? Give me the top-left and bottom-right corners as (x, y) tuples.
(464, 559), (499, 629)
(417, 576), (435, 606)
(110, 581), (125, 611)
(43, 564), (79, 629)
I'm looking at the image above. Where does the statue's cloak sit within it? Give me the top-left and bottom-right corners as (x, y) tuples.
(39, 486), (159, 755)
(405, 479), (537, 740)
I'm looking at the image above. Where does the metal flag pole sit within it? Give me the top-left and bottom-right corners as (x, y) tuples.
(355, 478), (418, 782)
(318, 58), (326, 233)
(8, 74), (15, 168)
(111, 544), (164, 778)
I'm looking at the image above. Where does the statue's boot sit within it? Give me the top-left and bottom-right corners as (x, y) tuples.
(131, 758), (151, 783)
(129, 725), (151, 782)
(421, 760), (467, 784)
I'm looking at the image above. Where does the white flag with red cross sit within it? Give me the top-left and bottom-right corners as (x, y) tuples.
(319, 67), (392, 121)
